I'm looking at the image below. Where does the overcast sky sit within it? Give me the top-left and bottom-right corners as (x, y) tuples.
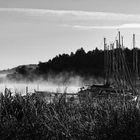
(0, 0), (140, 69)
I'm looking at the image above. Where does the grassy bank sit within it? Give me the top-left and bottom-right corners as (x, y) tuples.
(0, 89), (140, 140)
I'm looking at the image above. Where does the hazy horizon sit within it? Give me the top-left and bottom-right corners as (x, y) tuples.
(0, 0), (140, 69)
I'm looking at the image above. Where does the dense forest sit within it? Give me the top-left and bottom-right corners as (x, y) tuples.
(7, 47), (140, 81)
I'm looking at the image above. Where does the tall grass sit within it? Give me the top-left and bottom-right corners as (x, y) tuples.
(0, 89), (140, 140)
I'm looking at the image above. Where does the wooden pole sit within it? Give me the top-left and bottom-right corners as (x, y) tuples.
(118, 31), (121, 48)
(121, 36), (124, 48)
(26, 86), (28, 94)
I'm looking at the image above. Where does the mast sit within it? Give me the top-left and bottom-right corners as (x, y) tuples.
(133, 34), (135, 75)
(104, 38), (107, 85)
(121, 36), (125, 87)
(133, 34), (138, 88)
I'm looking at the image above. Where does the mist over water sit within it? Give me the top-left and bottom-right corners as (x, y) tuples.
(0, 73), (104, 95)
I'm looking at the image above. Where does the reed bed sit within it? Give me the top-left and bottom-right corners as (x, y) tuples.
(0, 89), (140, 140)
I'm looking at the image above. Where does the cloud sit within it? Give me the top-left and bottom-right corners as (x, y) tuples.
(1, 8), (140, 22)
(1, 8), (140, 30)
(68, 23), (140, 30)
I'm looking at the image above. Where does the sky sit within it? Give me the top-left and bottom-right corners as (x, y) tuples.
(0, 0), (140, 69)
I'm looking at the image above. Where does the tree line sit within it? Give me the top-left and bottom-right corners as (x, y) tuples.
(7, 47), (140, 81)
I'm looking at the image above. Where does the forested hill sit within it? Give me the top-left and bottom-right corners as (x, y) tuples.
(37, 48), (105, 76)
(7, 47), (140, 81)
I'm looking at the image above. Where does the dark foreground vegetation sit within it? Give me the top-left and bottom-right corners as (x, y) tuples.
(0, 89), (140, 140)
(7, 47), (140, 81)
